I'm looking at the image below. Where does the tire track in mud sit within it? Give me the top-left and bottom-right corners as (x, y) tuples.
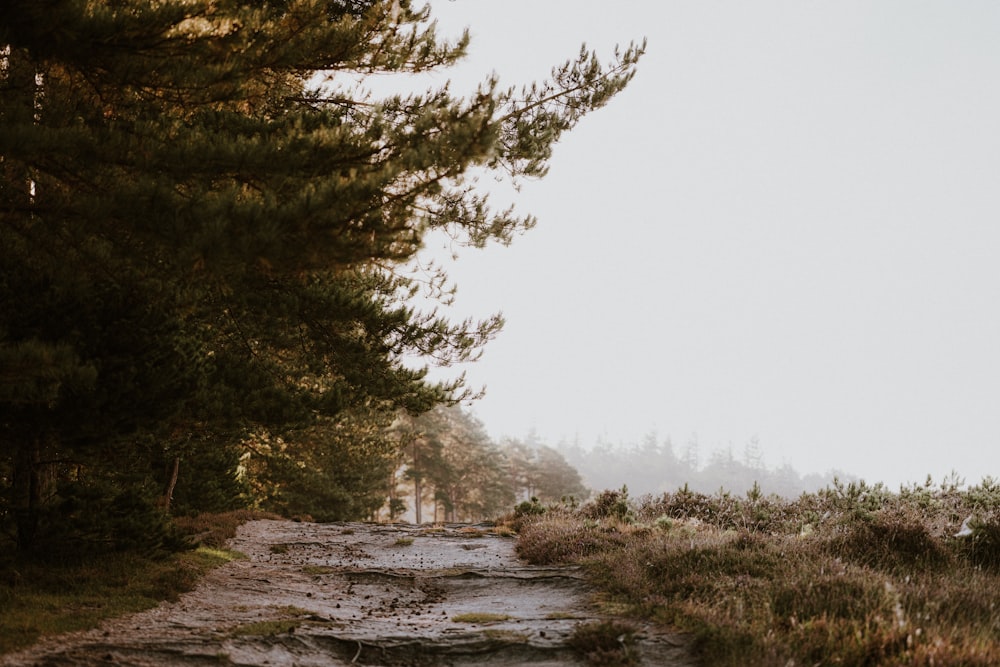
(1, 520), (693, 666)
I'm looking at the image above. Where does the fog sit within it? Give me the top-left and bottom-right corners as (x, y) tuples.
(415, 1), (1000, 489)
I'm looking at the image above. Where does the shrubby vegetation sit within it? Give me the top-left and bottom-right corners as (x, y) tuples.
(0, 0), (640, 555)
(0, 1), (632, 650)
(511, 476), (1000, 666)
(0, 509), (273, 654)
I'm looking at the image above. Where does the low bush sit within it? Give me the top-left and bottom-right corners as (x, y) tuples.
(172, 509), (281, 549)
(568, 620), (640, 666)
(517, 514), (630, 565)
(567, 621), (640, 667)
(830, 513), (951, 573)
(958, 516), (1000, 571)
(518, 480), (1000, 666)
(582, 486), (634, 523)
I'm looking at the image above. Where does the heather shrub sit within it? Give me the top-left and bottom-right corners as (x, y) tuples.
(637, 484), (794, 534)
(582, 486), (634, 523)
(771, 574), (891, 623)
(829, 513), (950, 573)
(518, 481), (1000, 666)
(516, 514), (629, 565)
(568, 621), (640, 666)
(957, 516), (1000, 571)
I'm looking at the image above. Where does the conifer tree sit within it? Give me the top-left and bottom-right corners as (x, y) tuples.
(392, 406), (513, 522)
(0, 0), (643, 548)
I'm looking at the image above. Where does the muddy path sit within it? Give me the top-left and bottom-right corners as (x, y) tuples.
(2, 520), (693, 666)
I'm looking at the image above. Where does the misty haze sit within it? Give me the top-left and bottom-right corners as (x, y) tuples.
(3, 1), (1000, 665)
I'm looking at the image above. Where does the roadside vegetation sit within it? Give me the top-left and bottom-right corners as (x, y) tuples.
(511, 477), (1000, 666)
(2, 0), (636, 559)
(0, 510), (270, 655)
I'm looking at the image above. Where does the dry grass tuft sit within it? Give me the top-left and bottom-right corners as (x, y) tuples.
(517, 478), (1000, 665)
(173, 509), (282, 549)
(568, 620), (640, 666)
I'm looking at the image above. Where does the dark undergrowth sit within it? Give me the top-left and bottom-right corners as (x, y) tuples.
(0, 509), (277, 655)
(508, 479), (1000, 666)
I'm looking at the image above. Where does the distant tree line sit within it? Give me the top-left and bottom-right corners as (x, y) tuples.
(558, 434), (854, 499)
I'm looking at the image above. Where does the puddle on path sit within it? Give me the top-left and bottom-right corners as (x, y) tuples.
(2, 520), (693, 666)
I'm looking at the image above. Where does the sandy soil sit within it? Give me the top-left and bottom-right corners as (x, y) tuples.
(1, 520), (693, 666)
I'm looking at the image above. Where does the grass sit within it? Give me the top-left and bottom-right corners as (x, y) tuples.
(0, 546), (232, 654)
(171, 509), (280, 549)
(514, 478), (1000, 666)
(393, 537), (415, 546)
(0, 510), (271, 655)
(490, 525), (517, 538)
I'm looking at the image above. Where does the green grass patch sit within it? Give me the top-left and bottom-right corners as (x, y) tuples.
(393, 537), (414, 546)
(0, 546), (230, 655)
(0, 510), (264, 655)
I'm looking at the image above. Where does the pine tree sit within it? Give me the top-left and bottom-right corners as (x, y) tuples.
(502, 439), (589, 503)
(393, 406), (513, 522)
(530, 445), (589, 503)
(0, 1), (643, 548)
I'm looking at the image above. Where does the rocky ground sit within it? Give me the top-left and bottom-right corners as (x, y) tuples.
(1, 520), (693, 666)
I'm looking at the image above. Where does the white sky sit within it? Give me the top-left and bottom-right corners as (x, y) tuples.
(411, 1), (1000, 488)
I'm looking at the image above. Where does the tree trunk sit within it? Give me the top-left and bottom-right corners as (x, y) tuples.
(6, 43), (51, 552)
(411, 438), (422, 524)
(160, 456), (180, 513)
(413, 476), (422, 524)
(12, 438), (42, 550)
(387, 470), (397, 521)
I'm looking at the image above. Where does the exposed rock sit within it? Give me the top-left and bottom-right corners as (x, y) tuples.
(1, 521), (692, 666)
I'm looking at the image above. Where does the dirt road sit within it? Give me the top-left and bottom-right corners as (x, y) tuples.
(2, 520), (692, 666)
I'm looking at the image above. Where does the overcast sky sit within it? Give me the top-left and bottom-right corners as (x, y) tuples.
(410, 1), (1000, 488)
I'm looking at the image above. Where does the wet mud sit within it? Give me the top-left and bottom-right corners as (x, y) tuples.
(1, 520), (692, 666)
